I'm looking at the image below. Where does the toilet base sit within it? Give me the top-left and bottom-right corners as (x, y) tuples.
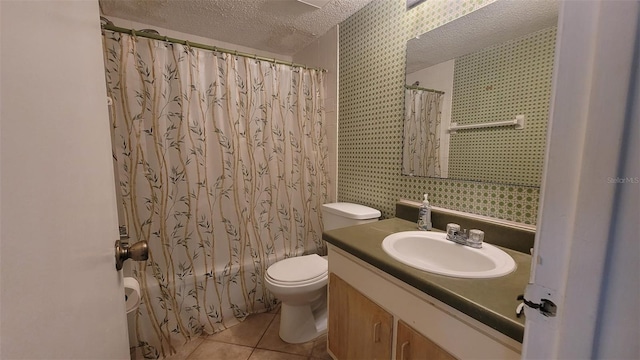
(278, 293), (327, 344)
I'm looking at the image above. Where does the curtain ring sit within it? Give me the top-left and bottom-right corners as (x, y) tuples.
(185, 40), (191, 50)
(130, 29), (137, 41)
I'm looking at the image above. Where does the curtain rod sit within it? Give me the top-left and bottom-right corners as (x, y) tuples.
(101, 24), (327, 73)
(404, 85), (445, 94)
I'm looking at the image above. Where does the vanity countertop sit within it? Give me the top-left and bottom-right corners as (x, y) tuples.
(323, 218), (530, 343)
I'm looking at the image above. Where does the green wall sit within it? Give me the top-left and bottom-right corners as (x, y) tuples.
(338, 0), (540, 224)
(450, 26), (556, 186)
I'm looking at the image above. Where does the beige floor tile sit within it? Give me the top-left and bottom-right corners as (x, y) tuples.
(187, 339), (253, 360)
(248, 348), (308, 360)
(256, 315), (315, 356)
(309, 335), (332, 360)
(163, 337), (204, 360)
(206, 312), (276, 347)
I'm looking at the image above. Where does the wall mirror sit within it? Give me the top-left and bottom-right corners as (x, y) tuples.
(403, 0), (558, 187)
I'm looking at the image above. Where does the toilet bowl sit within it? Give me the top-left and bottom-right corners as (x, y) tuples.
(265, 254), (328, 344)
(264, 202), (381, 344)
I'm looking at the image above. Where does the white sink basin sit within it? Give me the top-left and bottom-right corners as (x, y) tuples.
(381, 231), (516, 278)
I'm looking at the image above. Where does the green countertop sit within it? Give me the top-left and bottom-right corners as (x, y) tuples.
(323, 218), (530, 343)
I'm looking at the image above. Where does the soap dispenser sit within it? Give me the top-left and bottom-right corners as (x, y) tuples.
(417, 194), (432, 231)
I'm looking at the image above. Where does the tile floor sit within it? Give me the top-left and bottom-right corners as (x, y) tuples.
(163, 308), (332, 360)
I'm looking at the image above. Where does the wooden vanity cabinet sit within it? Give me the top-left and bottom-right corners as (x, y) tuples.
(326, 245), (522, 360)
(396, 320), (457, 360)
(328, 273), (456, 360)
(328, 273), (393, 360)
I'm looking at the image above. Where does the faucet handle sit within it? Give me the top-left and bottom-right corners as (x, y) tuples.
(468, 229), (484, 248)
(446, 223), (460, 237)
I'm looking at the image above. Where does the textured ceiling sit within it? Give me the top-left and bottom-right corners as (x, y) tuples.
(406, 0), (559, 74)
(99, 0), (372, 56)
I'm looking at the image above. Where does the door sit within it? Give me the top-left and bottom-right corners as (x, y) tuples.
(0, 1), (130, 359)
(328, 273), (393, 360)
(396, 320), (456, 360)
(522, 1), (639, 358)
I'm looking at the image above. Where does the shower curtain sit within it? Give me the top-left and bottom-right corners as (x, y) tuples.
(102, 31), (329, 359)
(402, 88), (444, 177)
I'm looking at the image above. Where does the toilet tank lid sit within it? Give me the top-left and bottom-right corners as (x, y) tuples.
(322, 202), (381, 220)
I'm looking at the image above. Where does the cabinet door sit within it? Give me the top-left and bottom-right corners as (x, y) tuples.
(396, 320), (457, 360)
(328, 273), (393, 360)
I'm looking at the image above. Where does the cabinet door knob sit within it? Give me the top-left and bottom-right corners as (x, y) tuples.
(400, 341), (410, 360)
(372, 321), (381, 343)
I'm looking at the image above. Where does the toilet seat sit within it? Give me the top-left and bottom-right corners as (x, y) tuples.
(266, 272), (327, 287)
(266, 254), (328, 286)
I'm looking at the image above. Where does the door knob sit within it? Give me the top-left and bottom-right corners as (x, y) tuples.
(115, 240), (149, 270)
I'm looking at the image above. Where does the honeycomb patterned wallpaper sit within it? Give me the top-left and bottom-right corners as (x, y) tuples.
(449, 26), (556, 186)
(338, 0), (541, 225)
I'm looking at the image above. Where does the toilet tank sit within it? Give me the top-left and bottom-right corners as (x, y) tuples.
(321, 203), (381, 231)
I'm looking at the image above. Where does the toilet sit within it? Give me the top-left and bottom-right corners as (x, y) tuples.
(265, 202), (381, 343)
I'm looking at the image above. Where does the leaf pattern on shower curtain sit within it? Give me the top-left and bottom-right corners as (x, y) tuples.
(102, 31), (329, 359)
(402, 88), (444, 177)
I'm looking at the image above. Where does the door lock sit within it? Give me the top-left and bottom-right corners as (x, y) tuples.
(517, 294), (558, 317)
(115, 240), (149, 270)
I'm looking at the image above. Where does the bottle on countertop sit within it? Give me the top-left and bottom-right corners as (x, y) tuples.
(417, 194), (432, 231)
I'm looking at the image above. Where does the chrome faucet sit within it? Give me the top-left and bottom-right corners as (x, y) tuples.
(447, 228), (470, 245)
(446, 223), (484, 248)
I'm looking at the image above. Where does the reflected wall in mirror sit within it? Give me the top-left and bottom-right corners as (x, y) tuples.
(403, 0), (558, 187)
